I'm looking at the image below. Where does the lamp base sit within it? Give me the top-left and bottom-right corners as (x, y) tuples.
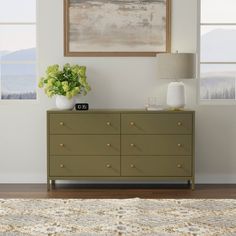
(166, 82), (186, 109)
(168, 107), (185, 111)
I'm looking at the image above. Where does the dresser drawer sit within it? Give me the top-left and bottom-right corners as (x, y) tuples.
(121, 135), (192, 156)
(50, 156), (120, 177)
(121, 114), (192, 134)
(49, 114), (120, 134)
(121, 156), (192, 176)
(50, 135), (120, 156)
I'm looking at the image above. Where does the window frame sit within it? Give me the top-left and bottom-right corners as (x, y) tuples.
(198, 0), (236, 105)
(0, 0), (38, 103)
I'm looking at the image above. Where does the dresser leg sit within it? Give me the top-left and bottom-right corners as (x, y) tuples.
(191, 180), (195, 190)
(47, 179), (50, 191)
(51, 180), (55, 189)
(187, 180), (191, 185)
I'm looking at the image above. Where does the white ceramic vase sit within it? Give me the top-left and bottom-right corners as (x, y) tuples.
(167, 82), (186, 109)
(55, 95), (76, 110)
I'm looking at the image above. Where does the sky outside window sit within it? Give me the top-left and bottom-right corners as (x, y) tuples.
(0, 0), (36, 22)
(201, 0), (236, 23)
(0, 25), (36, 55)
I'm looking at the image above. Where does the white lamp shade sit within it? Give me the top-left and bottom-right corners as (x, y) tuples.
(157, 53), (196, 79)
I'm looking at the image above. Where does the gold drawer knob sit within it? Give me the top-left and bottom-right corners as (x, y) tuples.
(106, 122), (111, 126)
(60, 164), (64, 168)
(106, 143), (111, 147)
(130, 164), (135, 168)
(130, 143), (135, 147)
(59, 122), (64, 126)
(59, 143), (64, 147)
(177, 143), (182, 147)
(106, 164), (111, 168)
(130, 122), (135, 126)
(177, 164), (182, 168)
(177, 122), (182, 126)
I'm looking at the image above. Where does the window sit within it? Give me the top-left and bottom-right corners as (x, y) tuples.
(0, 0), (36, 100)
(200, 0), (236, 101)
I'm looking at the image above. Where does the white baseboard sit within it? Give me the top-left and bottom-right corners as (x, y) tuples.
(196, 174), (236, 184)
(0, 174), (236, 184)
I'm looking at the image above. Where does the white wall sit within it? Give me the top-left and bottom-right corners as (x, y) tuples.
(0, 0), (235, 183)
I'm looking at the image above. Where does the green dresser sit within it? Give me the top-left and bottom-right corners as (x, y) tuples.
(47, 110), (195, 190)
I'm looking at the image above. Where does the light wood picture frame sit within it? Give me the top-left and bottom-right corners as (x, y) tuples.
(64, 0), (171, 57)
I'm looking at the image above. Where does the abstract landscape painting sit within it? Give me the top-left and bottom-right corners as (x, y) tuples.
(64, 0), (170, 56)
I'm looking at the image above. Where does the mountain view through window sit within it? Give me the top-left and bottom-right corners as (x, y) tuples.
(200, 0), (236, 101)
(0, 0), (36, 100)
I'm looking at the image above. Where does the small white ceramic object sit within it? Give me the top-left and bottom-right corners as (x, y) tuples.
(55, 95), (76, 110)
(167, 82), (185, 109)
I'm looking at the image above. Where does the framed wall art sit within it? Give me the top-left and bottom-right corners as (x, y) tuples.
(64, 0), (171, 57)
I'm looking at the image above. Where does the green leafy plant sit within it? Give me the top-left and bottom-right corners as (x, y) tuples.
(38, 63), (91, 99)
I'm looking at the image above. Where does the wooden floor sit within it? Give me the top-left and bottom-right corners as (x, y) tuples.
(0, 184), (235, 198)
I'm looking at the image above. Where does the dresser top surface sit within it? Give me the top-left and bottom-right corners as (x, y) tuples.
(47, 109), (195, 114)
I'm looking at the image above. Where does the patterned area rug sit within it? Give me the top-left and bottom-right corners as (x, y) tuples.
(0, 199), (235, 236)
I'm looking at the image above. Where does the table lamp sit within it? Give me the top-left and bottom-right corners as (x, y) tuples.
(157, 53), (196, 109)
